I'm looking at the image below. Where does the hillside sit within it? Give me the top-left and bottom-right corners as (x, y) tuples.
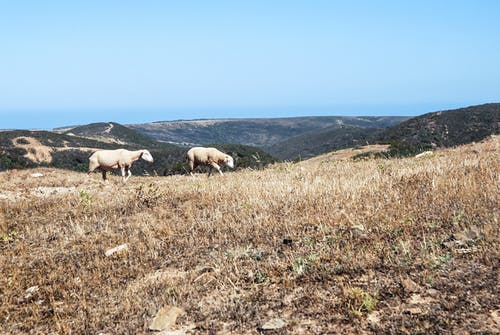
(376, 103), (500, 152)
(65, 122), (162, 147)
(266, 126), (382, 160)
(0, 130), (276, 175)
(0, 130), (118, 171)
(129, 116), (409, 147)
(0, 136), (498, 334)
(265, 103), (500, 160)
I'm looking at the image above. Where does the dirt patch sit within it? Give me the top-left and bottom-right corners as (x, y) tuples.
(126, 268), (189, 295)
(56, 146), (97, 152)
(12, 137), (54, 163)
(31, 186), (77, 197)
(0, 191), (22, 202)
(11, 136), (99, 164)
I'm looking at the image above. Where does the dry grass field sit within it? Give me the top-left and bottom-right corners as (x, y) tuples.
(1, 136), (498, 334)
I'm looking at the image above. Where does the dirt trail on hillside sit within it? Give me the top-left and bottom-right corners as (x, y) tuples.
(104, 123), (114, 133)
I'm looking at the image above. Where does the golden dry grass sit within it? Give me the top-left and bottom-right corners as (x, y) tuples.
(1, 136), (499, 334)
(300, 144), (390, 164)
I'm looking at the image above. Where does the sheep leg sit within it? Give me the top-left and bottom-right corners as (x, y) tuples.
(124, 166), (132, 182)
(120, 166), (127, 182)
(209, 162), (223, 176)
(101, 170), (107, 181)
(189, 161), (196, 176)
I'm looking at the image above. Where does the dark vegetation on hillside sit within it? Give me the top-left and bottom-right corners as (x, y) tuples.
(268, 104), (500, 160)
(266, 126), (382, 160)
(129, 116), (409, 147)
(0, 130), (117, 171)
(373, 103), (500, 157)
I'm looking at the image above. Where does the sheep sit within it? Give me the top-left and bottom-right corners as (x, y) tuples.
(186, 147), (234, 176)
(88, 149), (154, 182)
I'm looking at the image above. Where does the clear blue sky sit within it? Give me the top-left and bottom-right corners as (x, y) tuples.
(1, 0), (499, 129)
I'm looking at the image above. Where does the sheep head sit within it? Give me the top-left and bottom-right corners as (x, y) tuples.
(141, 150), (154, 162)
(224, 155), (234, 169)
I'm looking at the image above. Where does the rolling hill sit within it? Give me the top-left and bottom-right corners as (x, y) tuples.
(375, 103), (500, 154)
(128, 116), (409, 147)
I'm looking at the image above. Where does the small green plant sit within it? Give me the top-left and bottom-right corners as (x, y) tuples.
(292, 256), (308, 275)
(253, 271), (267, 284)
(344, 287), (377, 316)
(377, 163), (388, 173)
(1, 230), (17, 242)
(240, 202), (253, 210)
(425, 276), (435, 287)
(79, 189), (93, 208)
(452, 210), (465, 226)
(428, 252), (453, 269)
(438, 253), (452, 264)
(291, 254), (319, 275)
(362, 293), (377, 313)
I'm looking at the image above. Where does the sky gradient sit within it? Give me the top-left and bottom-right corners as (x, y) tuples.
(1, 1), (499, 129)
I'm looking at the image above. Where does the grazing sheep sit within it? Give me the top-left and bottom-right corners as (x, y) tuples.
(88, 149), (154, 182)
(187, 147), (234, 176)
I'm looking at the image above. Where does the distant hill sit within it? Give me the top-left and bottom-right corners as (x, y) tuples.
(129, 116), (409, 147)
(374, 103), (500, 156)
(0, 128), (276, 174)
(65, 122), (162, 147)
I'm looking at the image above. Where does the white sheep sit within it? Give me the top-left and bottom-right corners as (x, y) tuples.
(88, 149), (154, 182)
(186, 147), (234, 176)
